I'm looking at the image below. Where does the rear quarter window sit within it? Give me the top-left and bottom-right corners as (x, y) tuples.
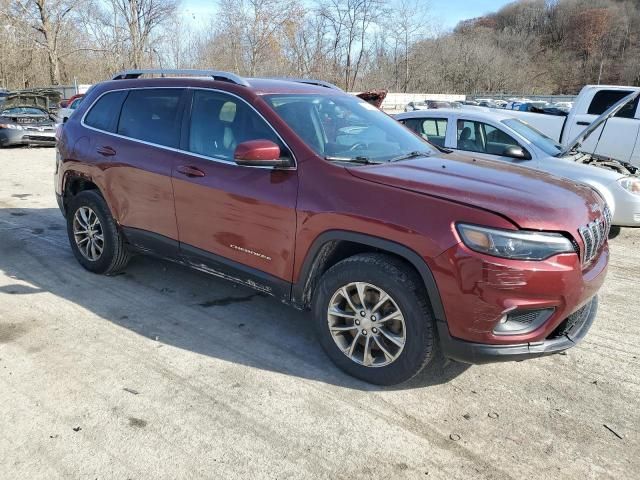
(587, 90), (639, 119)
(84, 91), (127, 132)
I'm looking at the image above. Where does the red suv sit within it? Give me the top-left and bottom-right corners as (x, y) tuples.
(55, 70), (609, 385)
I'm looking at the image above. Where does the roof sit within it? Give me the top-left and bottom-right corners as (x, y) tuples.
(104, 70), (346, 96)
(395, 108), (513, 122)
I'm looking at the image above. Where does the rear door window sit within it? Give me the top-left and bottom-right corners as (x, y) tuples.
(187, 90), (288, 162)
(117, 89), (185, 148)
(401, 118), (447, 147)
(587, 90), (639, 119)
(84, 91), (127, 132)
(457, 120), (482, 152)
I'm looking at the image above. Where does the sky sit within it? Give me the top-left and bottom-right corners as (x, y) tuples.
(180, 0), (516, 30)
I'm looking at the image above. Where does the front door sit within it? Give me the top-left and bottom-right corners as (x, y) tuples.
(454, 119), (534, 165)
(171, 89), (298, 297)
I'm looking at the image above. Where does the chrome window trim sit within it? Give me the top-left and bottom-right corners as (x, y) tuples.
(80, 86), (297, 170)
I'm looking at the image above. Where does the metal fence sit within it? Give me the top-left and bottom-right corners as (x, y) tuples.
(470, 94), (577, 103)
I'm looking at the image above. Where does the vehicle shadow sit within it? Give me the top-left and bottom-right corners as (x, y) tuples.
(0, 206), (470, 391)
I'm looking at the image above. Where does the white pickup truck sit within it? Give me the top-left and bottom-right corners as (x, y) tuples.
(506, 85), (640, 166)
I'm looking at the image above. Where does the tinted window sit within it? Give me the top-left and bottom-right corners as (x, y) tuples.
(188, 90), (288, 162)
(587, 90), (639, 119)
(84, 91), (127, 132)
(117, 89), (184, 147)
(457, 120), (521, 156)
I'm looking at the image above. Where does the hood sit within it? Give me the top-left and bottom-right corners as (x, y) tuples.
(346, 153), (605, 232)
(2, 95), (51, 113)
(560, 89), (640, 156)
(3, 89), (61, 112)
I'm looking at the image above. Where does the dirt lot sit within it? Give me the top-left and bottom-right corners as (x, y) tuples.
(0, 147), (638, 480)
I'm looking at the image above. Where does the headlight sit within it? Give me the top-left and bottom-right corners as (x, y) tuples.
(0, 123), (23, 130)
(456, 224), (575, 260)
(618, 176), (640, 195)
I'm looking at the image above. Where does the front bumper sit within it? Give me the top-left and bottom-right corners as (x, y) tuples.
(0, 129), (56, 147)
(438, 296), (598, 363)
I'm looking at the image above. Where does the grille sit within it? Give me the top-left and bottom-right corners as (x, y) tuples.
(24, 126), (53, 132)
(22, 135), (55, 142)
(578, 206), (611, 265)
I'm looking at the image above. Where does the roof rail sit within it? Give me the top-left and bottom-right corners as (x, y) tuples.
(268, 77), (343, 91)
(111, 69), (250, 87)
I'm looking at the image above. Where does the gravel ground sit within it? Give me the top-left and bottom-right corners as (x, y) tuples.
(0, 147), (638, 480)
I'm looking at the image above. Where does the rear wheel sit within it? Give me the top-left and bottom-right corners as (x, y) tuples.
(312, 253), (435, 385)
(66, 190), (130, 274)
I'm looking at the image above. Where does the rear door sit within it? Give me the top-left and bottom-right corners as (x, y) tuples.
(400, 116), (449, 148)
(81, 87), (187, 245)
(564, 89), (640, 161)
(171, 89), (298, 295)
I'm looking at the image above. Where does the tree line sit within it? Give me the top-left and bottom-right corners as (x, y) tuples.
(1, 0), (639, 94)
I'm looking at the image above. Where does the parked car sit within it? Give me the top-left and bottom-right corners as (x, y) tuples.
(404, 100), (451, 112)
(396, 108), (640, 228)
(59, 93), (85, 110)
(505, 85), (640, 167)
(509, 101), (551, 112)
(55, 69), (609, 385)
(539, 106), (569, 116)
(56, 94), (84, 123)
(0, 90), (8, 109)
(0, 92), (57, 147)
(553, 101), (574, 110)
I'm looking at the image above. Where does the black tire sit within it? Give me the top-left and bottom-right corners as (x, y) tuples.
(312, 253), (435, 385)
(608, 225), (621, 240)
(66, 190), (130, 275)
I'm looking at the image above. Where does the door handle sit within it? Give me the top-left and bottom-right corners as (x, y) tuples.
(97, 146), (116, 156)
(176, 165), (206, 178)
(577, 121), (591, 126)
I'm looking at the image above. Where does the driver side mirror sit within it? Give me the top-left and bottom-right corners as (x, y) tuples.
(503, 145), (531, 160)
(234, 140), (289, 167)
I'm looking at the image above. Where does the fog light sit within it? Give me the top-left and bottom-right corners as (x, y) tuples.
(493, 308), (555, 335)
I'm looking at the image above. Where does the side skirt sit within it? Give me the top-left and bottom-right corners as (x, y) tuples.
(122, 227), (292, 304)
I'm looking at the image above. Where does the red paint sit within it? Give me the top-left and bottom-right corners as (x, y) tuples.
(234, 139), (281, 162)
(55, 76), (609, 351)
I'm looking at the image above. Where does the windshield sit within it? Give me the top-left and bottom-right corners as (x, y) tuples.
(502, 118), (563, 157)
(263, 94), (436, 163)
(1, 107), (47, 116)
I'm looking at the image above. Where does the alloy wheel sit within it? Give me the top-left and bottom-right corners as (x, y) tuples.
(327, 282), (406, 367)
(73, 206), (104, 261)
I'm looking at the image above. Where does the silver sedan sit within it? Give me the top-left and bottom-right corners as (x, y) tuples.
(395, 108), (640, 229)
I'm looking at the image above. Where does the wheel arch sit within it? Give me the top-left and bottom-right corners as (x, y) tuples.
(61, 171), (101, 215)
(292, 230), (446, 323)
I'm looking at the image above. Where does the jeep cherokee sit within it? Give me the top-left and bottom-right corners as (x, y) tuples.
(55, 69), (610, 385)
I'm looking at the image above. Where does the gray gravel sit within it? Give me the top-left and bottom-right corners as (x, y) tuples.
(0, 147), (638, 479)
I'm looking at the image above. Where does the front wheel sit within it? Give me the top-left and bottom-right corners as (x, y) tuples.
(312, 253), (435, 385)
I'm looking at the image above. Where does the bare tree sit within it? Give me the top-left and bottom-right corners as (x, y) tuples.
(386, 0), (429, 92)
(320, 0), (387, 90)
(4, 0), (82, 84)
(107, 0), (178, 69)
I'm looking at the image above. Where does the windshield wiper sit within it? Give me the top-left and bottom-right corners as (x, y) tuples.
(324, 155), (381, 165)
(389, 151), (433, 163)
